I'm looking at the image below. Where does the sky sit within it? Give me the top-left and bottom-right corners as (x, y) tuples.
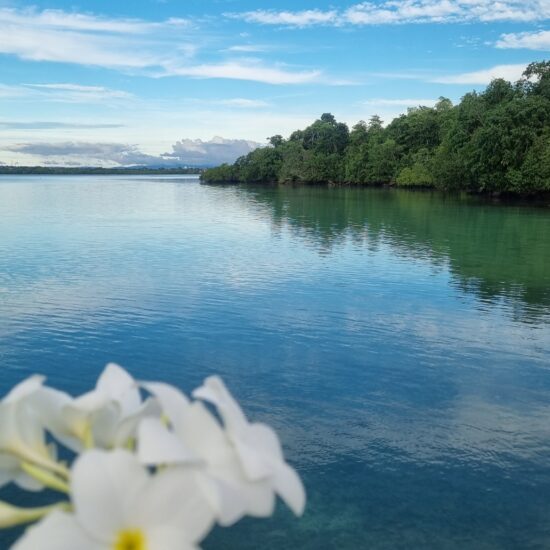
(0, 0), (548, 166)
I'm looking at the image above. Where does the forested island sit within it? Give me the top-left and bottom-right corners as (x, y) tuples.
(0, 166), (203, 175)
(202, 62), (550, 195)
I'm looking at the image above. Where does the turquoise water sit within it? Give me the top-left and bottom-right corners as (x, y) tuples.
(1, 175), (549, 549)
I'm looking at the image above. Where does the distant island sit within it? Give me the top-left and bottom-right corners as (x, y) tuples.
(0, 166), (203, 175)
(202, 61), (550, 196)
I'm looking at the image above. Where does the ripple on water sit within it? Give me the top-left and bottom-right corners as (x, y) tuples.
(0, 177), (549, 549)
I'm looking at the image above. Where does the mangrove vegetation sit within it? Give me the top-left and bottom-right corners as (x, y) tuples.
(202, 62), (550, 195)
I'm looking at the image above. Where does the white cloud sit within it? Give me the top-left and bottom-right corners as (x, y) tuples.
(225, 45), (270, 53)
(233, 9), (338, 27)
(232, 1), (550, 27)
(0, 7), (324, 85)
(432, 63), (528, 84)
(164, 62), (322, 85)
(496, 30), (550, 50)
(24, 83), (133, 102)
(3, 137), (263, 167)
(0, 7), (188, 34)
(164, 137), (262, 165)
(0, 84), (32, 99)
(0, 19), (167, 69)
(0, 81), (133, 104)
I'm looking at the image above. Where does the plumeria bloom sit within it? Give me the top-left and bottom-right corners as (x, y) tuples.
(32, 364), (158, 451)
(0, 376), (61, 491)
(137, 378), (305, 525)
(13, 449), (215, 550)
(193, 377), (305, 516)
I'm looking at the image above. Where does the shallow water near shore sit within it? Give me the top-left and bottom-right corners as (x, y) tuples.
(1, 175), (549, 549)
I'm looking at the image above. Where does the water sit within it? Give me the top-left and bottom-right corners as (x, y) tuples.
(1, 175), (549, 549)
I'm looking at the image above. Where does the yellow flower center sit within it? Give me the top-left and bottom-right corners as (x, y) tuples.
(113, 529), (148, 550)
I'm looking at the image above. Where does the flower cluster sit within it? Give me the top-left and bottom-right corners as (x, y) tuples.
(0, 364), (305, 549)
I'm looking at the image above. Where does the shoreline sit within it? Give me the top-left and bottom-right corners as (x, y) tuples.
(200, 179), (550, 207)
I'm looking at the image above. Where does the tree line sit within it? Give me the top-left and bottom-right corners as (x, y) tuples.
(202, 62), (550, 195)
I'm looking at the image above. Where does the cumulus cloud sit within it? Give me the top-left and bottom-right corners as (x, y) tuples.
(3, 137), (262, 167)
(432, 63), (528, 84)
(0, 7), (327, 85)
(496, 30), (550, 50)
(163, 137), (262, 165)
(232, 1), (550, 27)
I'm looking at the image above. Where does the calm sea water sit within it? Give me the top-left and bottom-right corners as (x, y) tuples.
(1, 175), (549, 549)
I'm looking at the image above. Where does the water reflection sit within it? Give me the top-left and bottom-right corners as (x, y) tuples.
(0, 177), (549, 549)
(236, 185), (550, 318)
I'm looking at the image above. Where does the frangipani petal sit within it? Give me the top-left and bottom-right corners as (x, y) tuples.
(67, 390), (111, 416)
(29, 388), (73, 443)
(193, 378), (305, 517)
(71, 450), (148, 542)
(134, 467), (215, 544)
(192, 376), (247, 433)
(4, 376), (45, 405)
(232, 423), (283, 480)
(15, 405), (49, 458)
(178, 402), (232, 462)
(141, 381), (190, 433)
(88, 403), (120, 449)
(137, 418), (199, 465)
(146, 526), (198, 550)
(96, 364), (141, 415)
(273, 462), (306, 516)
(209, 454), (275, 518)
(112, 398), (161, 448)
(11, 511), (103, 550)
(194, 474), (248, 526)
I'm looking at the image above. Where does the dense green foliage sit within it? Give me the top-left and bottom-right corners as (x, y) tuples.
(203, 62), (550, 194)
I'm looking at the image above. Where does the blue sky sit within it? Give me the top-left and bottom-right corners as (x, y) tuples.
(0, 0), (548, 166)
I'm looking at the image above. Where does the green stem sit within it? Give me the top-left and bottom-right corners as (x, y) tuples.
(12, 443), (70, 479)
(20, 462), (70, 494)
(0, 501), (70, 529)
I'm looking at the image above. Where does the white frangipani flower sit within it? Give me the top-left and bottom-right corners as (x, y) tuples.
(13, 449), (215, 550)
(138, 378), (305, 524)
(0, 367), (306, 548)
(0, 376), (61, 490)
(138, 382), (274, 524)
(193, 376), (306, 516)
(32, 364), (158, 451)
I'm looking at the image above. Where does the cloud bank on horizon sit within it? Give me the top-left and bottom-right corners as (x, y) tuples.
(0, 1), (548, 167)
(5, 138), (262, 167)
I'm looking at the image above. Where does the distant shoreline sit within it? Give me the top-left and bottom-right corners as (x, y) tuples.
(0, 167), (204, 175)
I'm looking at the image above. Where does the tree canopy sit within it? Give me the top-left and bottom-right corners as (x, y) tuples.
(202, 62), (550, 195)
